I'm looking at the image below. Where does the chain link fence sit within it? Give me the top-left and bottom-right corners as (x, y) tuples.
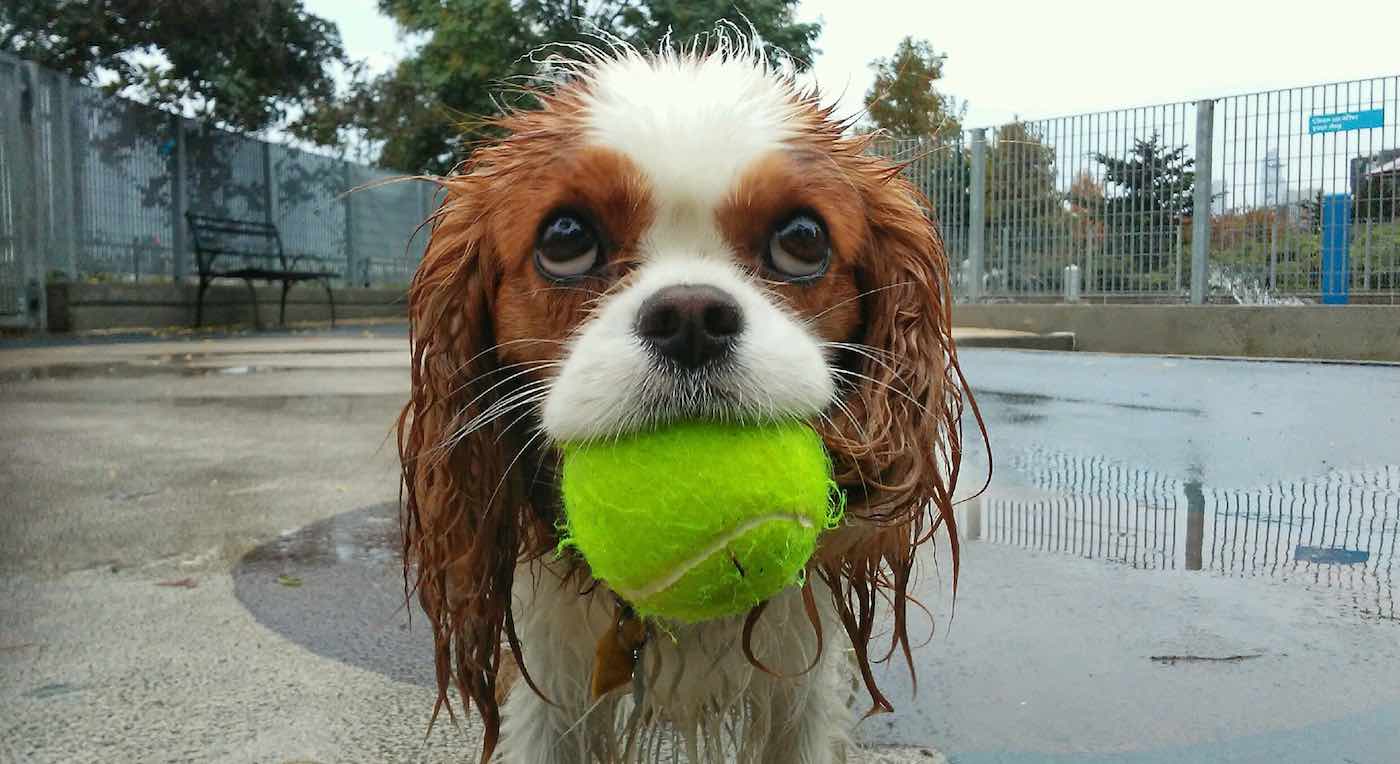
(3, 51), (1397, 328)
(0, 53), (431, 328)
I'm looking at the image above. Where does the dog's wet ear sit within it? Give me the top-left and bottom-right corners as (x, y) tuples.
(397, 180), (550, 763)
(814, 157), (975, 714)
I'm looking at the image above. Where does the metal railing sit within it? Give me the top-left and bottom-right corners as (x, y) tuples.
(1212, 79), (1400, 302)
(3, 50), (1397, 327)
(0, 53), (432, 328)
(876, 74), (1400, 305)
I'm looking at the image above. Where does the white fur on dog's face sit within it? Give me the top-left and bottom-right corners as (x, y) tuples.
(540, 54), (836, 442)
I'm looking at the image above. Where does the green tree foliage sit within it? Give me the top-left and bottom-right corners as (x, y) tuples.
(1298, 190), (1326, 235)
(0, 0), (346, 134)
(986, 121), (1059, 227)
(1090, 133), (1194, 271)
(980, 121), (1066, 291)
(296, 0), (821, 173)
(862, 36), (962, 141)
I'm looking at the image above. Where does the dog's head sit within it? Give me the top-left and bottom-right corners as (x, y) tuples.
(398, 37), (974, 757)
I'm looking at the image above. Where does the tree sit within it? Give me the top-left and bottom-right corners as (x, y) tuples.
(1297, 190), (1326, 235)
(986, 121), (1059, 227)
(295, 0), (821, 173)
(1093, 133), (1194, 273)
(0, 0), (346, 134)
(1068, 170), (1104, 244)
(981, 121), (1065, 292)
(862, 37), (963, 141)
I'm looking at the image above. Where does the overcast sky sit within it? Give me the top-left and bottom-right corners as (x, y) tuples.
(306, 0), (1399, 128)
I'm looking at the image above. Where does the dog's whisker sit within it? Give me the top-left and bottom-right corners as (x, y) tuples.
(829, 367), (934, 419)
(820, 340), (899, 364)
(493, 395), (553, 444)
(808, 281), (915, 323)
(439, 335), (565, 375)
(482, 427), (547, 524)
(444, 360), (560, 408)
(436, 383), (546, 447)
(443, 382), (553, 448)
(436, 337), (568, 379)
(440, 385), (550, 446)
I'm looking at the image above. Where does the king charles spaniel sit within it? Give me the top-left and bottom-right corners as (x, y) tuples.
(397, 32), (976, 764)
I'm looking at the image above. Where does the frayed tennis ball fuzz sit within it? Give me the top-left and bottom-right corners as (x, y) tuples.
(559, 421), (844, 624)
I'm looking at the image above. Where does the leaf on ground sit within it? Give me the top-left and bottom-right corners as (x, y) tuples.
(277, 574), (303, 588)
(155, 577), (198, 588)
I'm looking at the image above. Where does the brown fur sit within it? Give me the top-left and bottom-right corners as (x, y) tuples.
(397, 68), (981, 763)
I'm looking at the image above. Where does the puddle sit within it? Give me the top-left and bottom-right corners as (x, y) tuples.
(971, 449), (1399, 621)
(23, 682), (83, 700)
(231, 502), (432, 687)
(0, 361), (225, 382)
(241, 502), (401, 569)
(0, 347), (405, 383)
(159, 348), (401, 360)
(979, 388), (1206, 416)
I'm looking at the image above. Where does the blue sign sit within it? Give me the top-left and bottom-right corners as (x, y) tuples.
(1309, 108), (1384, 134)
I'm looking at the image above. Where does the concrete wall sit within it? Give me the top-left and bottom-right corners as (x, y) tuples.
(953, 304), (1400, 362)
(46, 282), (407, 332)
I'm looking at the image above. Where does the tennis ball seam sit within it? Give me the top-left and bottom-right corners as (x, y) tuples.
(607, 512), (817, 603)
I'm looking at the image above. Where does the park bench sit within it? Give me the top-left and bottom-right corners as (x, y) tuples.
(185, 212), (338, 328)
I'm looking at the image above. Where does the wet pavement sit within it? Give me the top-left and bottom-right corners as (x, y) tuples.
(0, 326), (928, 763)
(863, 350), (1400, 763)
(232, 502), (432, 689)
(2, 329), (1398, 763)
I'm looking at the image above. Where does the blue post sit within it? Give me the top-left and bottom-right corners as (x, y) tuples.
(1320, 193), (1350, 305)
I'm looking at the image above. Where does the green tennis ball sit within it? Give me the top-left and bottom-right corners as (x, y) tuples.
(559, 420), (843, 624)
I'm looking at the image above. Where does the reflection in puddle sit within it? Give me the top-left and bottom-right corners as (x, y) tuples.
(0, 347), (404, 383)
(242, 506), (400, 569)
(979, 388), (1205, 416)
(0, 361), (222, 382)
(973, 448), (1399, 621)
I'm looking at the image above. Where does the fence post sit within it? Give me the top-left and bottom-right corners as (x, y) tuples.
(1190, 99), (1214, 305)
(7, 61), (35, 322)
(343, 161), (359, 286)
(22, 61), (48, 326)
(262, 141), (278, 225)
(171, 116), (188, 282)
(0, 58), (28, 321)
(967, 128), (987, 302)
(55, 75), (78, 279)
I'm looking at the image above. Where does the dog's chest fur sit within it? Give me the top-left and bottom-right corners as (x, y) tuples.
(501, 559), (857, 763)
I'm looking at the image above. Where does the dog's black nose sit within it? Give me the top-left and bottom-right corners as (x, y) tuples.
(635, 284), (743, 369)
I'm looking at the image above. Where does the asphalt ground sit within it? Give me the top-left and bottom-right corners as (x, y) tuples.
(2, 328), (1396, 763)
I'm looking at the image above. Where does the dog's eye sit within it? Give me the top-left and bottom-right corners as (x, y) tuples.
(535, 213), (600, 279)
(767, 214), (830, 280)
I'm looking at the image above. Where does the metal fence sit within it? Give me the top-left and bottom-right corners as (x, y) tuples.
(0, 53), (431, 328)
(3, 51), (1397, 328)
(878, 74), (1400, 305)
